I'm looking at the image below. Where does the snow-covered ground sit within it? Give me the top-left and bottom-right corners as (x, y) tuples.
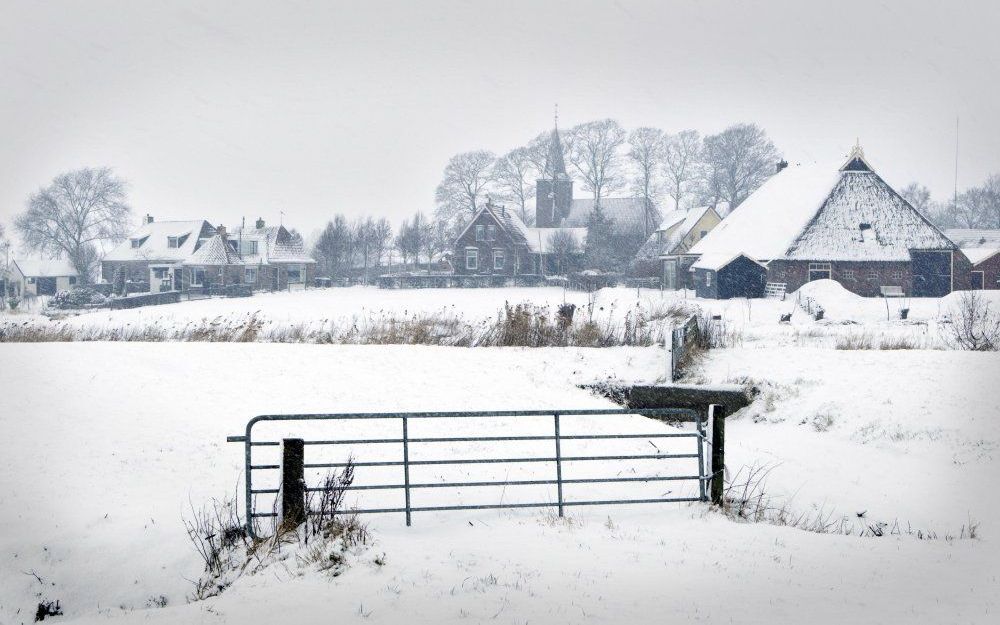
(2, 312), (998, 623)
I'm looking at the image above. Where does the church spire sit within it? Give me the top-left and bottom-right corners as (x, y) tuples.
(543, 108), (568, 179)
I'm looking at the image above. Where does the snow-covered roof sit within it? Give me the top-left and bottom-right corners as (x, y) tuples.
(104, 220), (213, 262)
(962, 247), (1000, 266)
(524, 227), (587, 254)
(688, 150), (955, 263)
(12, 258), (78, 277)
(945, 229), (1000, 249)
(562, 197), (654, 237)
(635, 206), (719, 263)
(181, 234), (244, 266)
(691, 252), (766, 272)
(230, 225), (314, 264)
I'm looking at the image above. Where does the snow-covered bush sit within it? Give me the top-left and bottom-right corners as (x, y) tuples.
(49, 287), (108, 310)
(944, 291), (1000, 351)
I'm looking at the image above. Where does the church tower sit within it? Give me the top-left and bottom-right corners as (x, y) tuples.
(535, 119), (573, 228)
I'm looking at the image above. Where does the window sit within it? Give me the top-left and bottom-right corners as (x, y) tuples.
(487, 225), (497, 241)
(190, 268), (205, 286)
(131, 238), (142, 248)
(287, 265), (303, 283)
(240, 240), (258, 256)
(475, 225), (485, 241)
(868, 269), (878, 280)
(245, 267), (257, 283)
(700, 230), (708, 238)
(705, 272), (712, 287)
(842, 269), (855, 279)
(27, 277), (35, 284)
(493, 249), (505, 270)
(167, 236), (180, 248)
(152, 267), (169, 279)
(466, 249), (479, 270)
(68, 276), (77, 285)
(808, 262), (831, 282)
(891, 270), (904, 280)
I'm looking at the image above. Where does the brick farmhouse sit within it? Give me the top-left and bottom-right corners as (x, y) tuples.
(685, 144), (968, 299)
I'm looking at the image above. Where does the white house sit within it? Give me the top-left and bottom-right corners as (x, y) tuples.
(9, 258), (79, 296)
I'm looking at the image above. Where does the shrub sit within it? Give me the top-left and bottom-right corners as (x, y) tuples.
(944, 291), (1000, 351)
(49, 287), (107, 310)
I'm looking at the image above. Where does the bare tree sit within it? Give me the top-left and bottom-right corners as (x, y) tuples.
(701, 123), (780, 209)
(627, 127), (666, 238)
(899, 183), (932, 215)
(434, 150), (496, 222)
(0, 222), (9, 270)
(663, 130), (703, 211)
(312, 215), (353, 278)
(546, 229), (579, 275)
(15, 167), (132, 282)
(524, 130), (556, 174)
(565, 119), (627, 212)
(370, 218), (393, 269)
(493, 147), (537, 224)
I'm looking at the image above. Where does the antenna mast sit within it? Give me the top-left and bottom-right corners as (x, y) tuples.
(954, 116), (959, 211)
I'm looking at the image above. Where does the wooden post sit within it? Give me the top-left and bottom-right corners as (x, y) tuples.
(710, 405), (726, 505)
(280, 438), (306, 527)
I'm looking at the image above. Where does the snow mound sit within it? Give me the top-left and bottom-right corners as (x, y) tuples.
(792, 279), (865, 320)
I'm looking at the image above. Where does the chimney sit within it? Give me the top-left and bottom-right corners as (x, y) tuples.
(775, 160), (788, 174)
(144, 214), (154, 224)
(216, 225), (227, 238)
(255, 217), (265, 229)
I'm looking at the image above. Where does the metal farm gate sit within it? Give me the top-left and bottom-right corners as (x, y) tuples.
(228, 408), (717, 537)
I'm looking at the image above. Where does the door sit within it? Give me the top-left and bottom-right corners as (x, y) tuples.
(912, 251), (952, 297)
(36, 277), (57, 295)
(971, 271), (984, 290)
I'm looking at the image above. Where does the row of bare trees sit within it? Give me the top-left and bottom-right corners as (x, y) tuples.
(901, 175), (1000, 230)
(434, 120), (781, 236)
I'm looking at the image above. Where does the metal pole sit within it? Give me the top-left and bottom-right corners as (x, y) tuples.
(710, 405), (727, 505)
(402, 416), (412, 526)
(554, 413), (564, 517)
(244, 427), (255, 538)
(696, 410), (706, 502)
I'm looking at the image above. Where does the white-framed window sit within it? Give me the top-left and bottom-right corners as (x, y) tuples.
(68, 276), (77, 285)
(891, 270), (904, 280)
(466, 249), (479, 270)
(240, 240), (258, 256)
(168, 236), (180, 248)
(842, 269), (855, 279)
(287, 265), (303, 283)
(152, 267), (169, 279)
(190, 268), (205, 286)
(705, 272), (712, 287)
(868, 269), (878, 280)
(27, 277), (35, 284)
(493, 249), (505, 270)
(808, 262), (831, 281)
(245, 267), (257, 283)
(487, 225), (497, 241)
(131, 238), (142, 248)
(475, 225), (485, 242)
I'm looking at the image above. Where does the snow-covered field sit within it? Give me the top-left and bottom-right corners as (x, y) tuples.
(1, 285), (999, 624)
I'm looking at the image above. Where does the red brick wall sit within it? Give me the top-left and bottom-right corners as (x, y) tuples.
(767, 260), (913, 297)
(970, 253), (1000, 289)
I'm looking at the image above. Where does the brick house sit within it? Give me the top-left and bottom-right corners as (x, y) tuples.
(686, 143), (964, 298)
(102, 217), (216, 292)
(452, 201), (585, 276)
(945, 229), (1000, 290)
(228, 219), (316, 290)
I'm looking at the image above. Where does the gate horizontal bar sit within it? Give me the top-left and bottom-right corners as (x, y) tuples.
(244, 432), (702, 447)
(293, 474), (704, 493)
(295, 452), (698, 470)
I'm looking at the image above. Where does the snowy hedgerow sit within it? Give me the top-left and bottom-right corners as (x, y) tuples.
(49, 287), (108, 310)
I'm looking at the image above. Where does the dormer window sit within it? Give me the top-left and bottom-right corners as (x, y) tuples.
(859, 223), (872, 231)
(130, 238), (142, 249)
(168, 236), (180, 248)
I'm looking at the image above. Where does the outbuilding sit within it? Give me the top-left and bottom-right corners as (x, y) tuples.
(691, 253), (767, 299)
(9, 258), (79, 296)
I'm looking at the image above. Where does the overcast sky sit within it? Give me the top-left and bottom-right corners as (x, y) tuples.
(1, 0), (998, 243)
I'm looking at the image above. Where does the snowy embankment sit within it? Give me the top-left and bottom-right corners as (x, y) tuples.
(1, 341), (997, 624)
(3, 284), (996, 349)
